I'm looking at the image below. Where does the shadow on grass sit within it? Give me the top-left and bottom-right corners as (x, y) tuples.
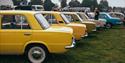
(0, 54), (74, 63)
(45, 53), (75, 63)
(0, 55), (28, 63)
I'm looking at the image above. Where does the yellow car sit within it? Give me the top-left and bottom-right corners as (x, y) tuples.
(61, 12), (96, 33)
(0, 10), (75, 63)
(77, 12), (106, 28)
(40, 11), (87, 40)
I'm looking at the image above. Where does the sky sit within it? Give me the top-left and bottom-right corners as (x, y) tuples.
(51, 0), (125, 7)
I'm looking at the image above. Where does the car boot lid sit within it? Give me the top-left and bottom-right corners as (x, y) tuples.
(45, 26), (73, 34)
(67, 23), (86, 28)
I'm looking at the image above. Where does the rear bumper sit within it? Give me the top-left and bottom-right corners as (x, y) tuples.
(65, 38), (76, 49)
(92, 28), (97, 31)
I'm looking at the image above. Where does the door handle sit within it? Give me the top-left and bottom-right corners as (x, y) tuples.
(24, 33), (32, 36)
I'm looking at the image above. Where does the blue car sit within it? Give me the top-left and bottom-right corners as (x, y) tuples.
(99, 12), (122, 28)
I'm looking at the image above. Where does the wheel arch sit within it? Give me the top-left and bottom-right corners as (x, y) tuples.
(106, 22), (113, 25)
(23, 41), (49, 54)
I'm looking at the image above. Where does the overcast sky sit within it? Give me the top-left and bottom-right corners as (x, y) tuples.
(51, 0), (125, 7)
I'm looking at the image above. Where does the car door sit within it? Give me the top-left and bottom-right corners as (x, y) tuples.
(0, 14), (32, 54)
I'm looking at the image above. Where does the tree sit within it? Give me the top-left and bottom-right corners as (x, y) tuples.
(12, 0), (29, 5)
(43, 0), (55, 11)
(81, 0), (98, 11)
(61, 0), (67, 8)
(12, 0), (22, 5)
(69, 0), (81, 7)
(31, 0), (44, 5)
(99, 0), (109, 12)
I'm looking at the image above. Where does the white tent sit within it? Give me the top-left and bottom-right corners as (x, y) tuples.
(0, 0), (14, 7)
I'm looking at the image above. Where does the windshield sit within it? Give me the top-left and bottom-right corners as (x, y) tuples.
(35, 13), (50, 29)
(77, 13), (89, 20)
(62, 13), (83, 23)
(60, 14), (70, 24)
(75, 14), (85, 23)
(77, 13), (84, 20)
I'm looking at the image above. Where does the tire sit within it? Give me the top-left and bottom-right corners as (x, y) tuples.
(105, 23), (112, 29)
(26, 45), (47, 63)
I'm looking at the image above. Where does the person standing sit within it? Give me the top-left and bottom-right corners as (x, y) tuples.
(123, 17), (125, 28)
(94, 8), (100, 20)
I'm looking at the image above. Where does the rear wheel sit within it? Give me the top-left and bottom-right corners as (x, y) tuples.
(105, 23), (112, 29)
(26, 46), (47, 63)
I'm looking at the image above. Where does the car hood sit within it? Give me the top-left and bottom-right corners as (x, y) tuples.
(45, 26), (73, 34)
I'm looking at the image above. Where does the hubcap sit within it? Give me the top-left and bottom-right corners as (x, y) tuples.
(32, 49), (43, 60)
(28, 47), (46, 63)
(106, 24), (111, 28)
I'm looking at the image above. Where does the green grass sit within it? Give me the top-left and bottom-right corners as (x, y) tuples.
(1, 25), (125, 63)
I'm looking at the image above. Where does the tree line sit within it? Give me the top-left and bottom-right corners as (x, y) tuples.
(12, 0), (109, 11)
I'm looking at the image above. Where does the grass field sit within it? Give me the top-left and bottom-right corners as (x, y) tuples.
(0, 25), (125, 63)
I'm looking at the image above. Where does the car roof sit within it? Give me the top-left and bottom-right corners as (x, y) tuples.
(61, 12), (78, 14)
(100, 12), (109, 14)
(109, 12), (125, 16)
(0, 10), (39, 14)
(39, 11), (60, 14)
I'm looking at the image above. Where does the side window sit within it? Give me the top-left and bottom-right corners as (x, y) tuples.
(43, 14), (58, 24)
(1, 15), (31, 29)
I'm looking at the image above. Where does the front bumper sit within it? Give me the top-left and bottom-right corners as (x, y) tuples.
(65, 38), (76, 49)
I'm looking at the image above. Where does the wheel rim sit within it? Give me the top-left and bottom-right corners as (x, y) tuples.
(106, 24), (111, 28)
(28, 47), (46, 63)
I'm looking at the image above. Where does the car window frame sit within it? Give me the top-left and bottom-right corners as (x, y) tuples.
(0, 14), (32, 30)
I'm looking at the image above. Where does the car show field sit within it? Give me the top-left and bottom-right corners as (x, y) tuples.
(1, 25), (125, 63)
(0, 0), (125, 63)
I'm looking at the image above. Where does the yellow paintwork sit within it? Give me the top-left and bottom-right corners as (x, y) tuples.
(41, 11), (87, 40)
(0, 10), (74, 55)
(61, 12), (96, 33)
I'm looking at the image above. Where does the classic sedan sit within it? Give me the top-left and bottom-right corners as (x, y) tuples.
(99, 12), (123, 28)
(0, 10), (75, 63)
(40, 11), (87, 40)
(109, 12), (125, 21)
(61, 12), (96, 33)
(77, 12), (106, 29)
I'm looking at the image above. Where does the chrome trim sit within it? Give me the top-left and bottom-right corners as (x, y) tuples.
(65, 38), (76, 49)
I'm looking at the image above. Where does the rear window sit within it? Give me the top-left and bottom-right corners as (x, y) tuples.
(35, 13), (50, 29)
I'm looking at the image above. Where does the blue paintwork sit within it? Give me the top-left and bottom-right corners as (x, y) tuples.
(99, 12), (122, 25)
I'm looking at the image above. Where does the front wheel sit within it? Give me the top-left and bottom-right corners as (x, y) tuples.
(26, 46), (47, 63)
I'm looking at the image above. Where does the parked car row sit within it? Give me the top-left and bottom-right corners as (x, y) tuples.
(0, 10), (124, 63)
(88, 12), (123, 28)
